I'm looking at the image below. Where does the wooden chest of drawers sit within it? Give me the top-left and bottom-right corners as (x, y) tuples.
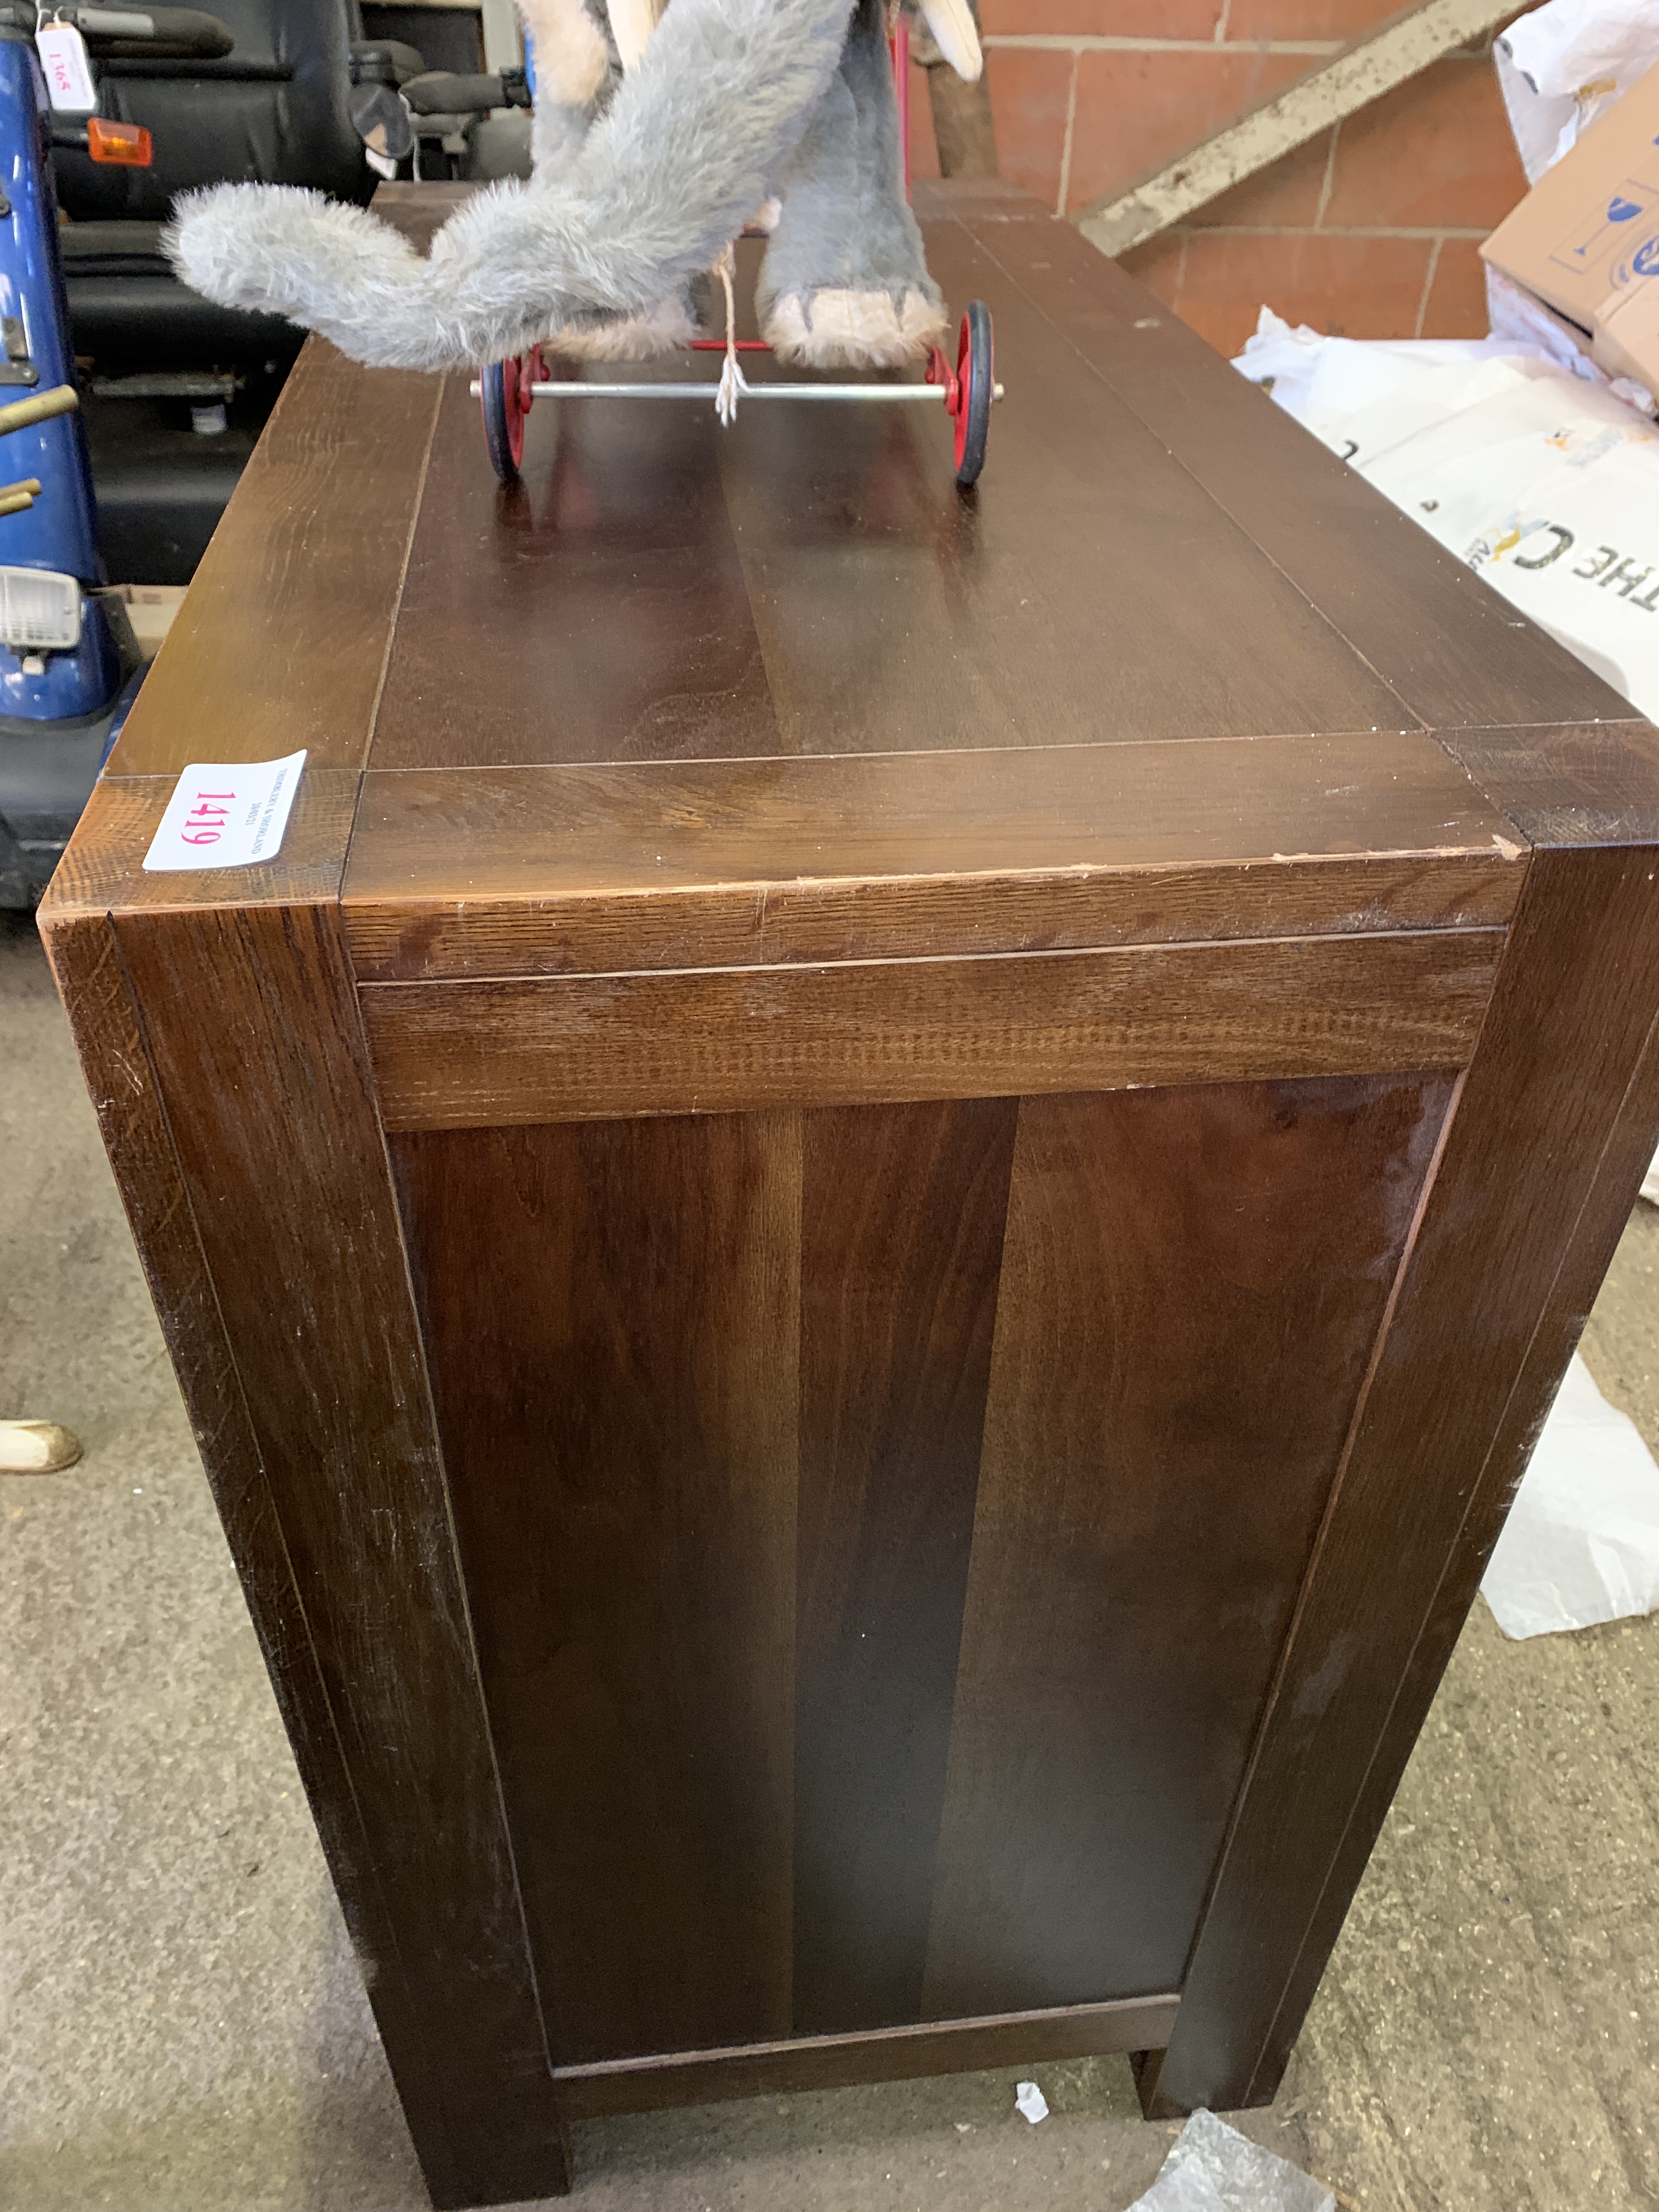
(42, 180), (1659, 2207)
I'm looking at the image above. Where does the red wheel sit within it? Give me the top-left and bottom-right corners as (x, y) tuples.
(927, 304), (994, 487)
(481, 346), (543, 482)
(953, 302), (993, 486)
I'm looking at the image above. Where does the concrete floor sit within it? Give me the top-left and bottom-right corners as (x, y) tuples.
(3, 900), (1658, 2212)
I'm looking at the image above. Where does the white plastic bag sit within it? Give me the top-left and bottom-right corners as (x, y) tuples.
(1482, 1355), (1659, 1638)
(1496, 0), (1659, 181)
(1235, 312), (1659, 715)
(1127, 2111), (1333, 2212)
(1357, 371), (1659, 708)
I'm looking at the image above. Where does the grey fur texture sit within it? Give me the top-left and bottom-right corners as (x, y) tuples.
(757, 0), (943, 366)
(523, 0), (617, 174)
(166, 0), (855, 370)
(523, 0), (699, 357)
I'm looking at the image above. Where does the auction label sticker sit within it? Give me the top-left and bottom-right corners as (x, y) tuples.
(143, 751), (307, 871)
(35, 22), (96, 112)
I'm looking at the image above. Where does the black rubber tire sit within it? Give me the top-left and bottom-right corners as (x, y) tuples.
(956, 300), (994, 488)
(480, 359), (520, 483)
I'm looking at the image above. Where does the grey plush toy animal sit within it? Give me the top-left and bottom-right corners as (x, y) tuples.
(165, 0), (981, 375)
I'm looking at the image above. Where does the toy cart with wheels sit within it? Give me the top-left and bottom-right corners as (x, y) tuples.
(473, 24), (1002, 490)
(477, 296), (998, 489)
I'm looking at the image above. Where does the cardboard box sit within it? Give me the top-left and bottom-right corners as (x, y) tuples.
(1482, 57), (1659, 388)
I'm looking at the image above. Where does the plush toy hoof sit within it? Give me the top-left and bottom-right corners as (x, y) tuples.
(763, 288), (947, 369)
(554, 295), (699, 362)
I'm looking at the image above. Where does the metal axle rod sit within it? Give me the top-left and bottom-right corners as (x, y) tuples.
(468, 378), (1005, 404)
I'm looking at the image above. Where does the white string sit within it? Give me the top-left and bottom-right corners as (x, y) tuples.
(714, 245), (748, 427)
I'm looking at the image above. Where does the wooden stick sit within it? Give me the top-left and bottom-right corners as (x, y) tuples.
(0, 383), (79, 437)
(0, 1420), (82, 1472)
(1077, 0), (1519, 257)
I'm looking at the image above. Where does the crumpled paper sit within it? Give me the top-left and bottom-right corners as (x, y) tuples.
(1496, 0), (1659, 180)
(1014, 2079), (1049, 2124)
(1126, 2111), (1333, 2212)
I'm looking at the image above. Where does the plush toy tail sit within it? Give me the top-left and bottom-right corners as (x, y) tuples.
(165, 0), (855, 371)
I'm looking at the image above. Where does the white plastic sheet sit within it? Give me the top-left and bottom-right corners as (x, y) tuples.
(1234, 312), (1659, 717)
(1496, 0), (1659, 182)
(1126, 2111), (1333, 2212)
(1482, 1356), (1659, 1638)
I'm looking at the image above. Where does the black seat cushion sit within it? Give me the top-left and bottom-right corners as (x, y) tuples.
(53, 0), (373, 218)
(61, 223), (303, 369)
(58, 221), (173, 279)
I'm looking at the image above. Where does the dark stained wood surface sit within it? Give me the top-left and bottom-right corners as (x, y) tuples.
(918, 182), (1632, 737)
(41, 180), (1659, 2205)
(360, 930), (1501, 1130)
(1149, 833), (1659, 2114)
(1138, 715), (1659, 2112)
(103, 339), (441, 780)
(39, 910), (544, 2205)
(370, 368), (780, 769)
(341, 735), (1525, 984)
(364, 263), (1415, 772)
(1439, 719), (1659, 844)
(49, 770), (361, 915)
(1238, 874), (1659, 2106)
(392, 1114), (800, 2066)
(391, 1077), (1451, 2085)
(793, 1099), (1018, 2035)
(553, 1993), (1182, 2118)
(95, 899), (571, 2206)
(921, 1074), (1453, 2019)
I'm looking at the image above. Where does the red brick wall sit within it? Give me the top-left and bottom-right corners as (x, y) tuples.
(909, 2), (1531, 356)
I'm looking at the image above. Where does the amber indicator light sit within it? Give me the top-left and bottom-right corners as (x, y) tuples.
(86, 118), (153, 166)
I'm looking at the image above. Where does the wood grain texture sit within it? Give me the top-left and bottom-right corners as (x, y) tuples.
(362, 930), (1502, 1131)
(552, 1994), (1181, 2118)
(921, 1074), (1454, 2021)
(1152, 836), (1659, 2116)
(391, 1114), (800, 2067)
(38, 909), (550, 2209)
(1233, 899), (1659, 2109)
(371, 178), (475, 249)
(710, 276), (1408, 759)
(103, 342), (441, 778)
(793, 1099), (1018, 2036)
(369, 368), (780, 770)
(104, 899), (568, 2207)
(44, 770), (360, 919)
(360, 228), (1414, 774)
(1437, 720), (1659, 845)
(43, 184), (1659, 2190)
(341, 737), (1526, 984)
(919, 189), (1630, 736)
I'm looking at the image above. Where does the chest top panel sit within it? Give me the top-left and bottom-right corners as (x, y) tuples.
(80, 180), (1657, 949)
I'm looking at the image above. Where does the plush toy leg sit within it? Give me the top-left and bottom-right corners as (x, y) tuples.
(517, 0), (696, 357)
(551, 292), (699, 359)
(757, 0), (946, 369)
(169, 0), (861, 373)
(517, 0), (611, 171)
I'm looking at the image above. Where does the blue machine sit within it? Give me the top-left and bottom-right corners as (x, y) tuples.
(0, 22), (139, 906)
